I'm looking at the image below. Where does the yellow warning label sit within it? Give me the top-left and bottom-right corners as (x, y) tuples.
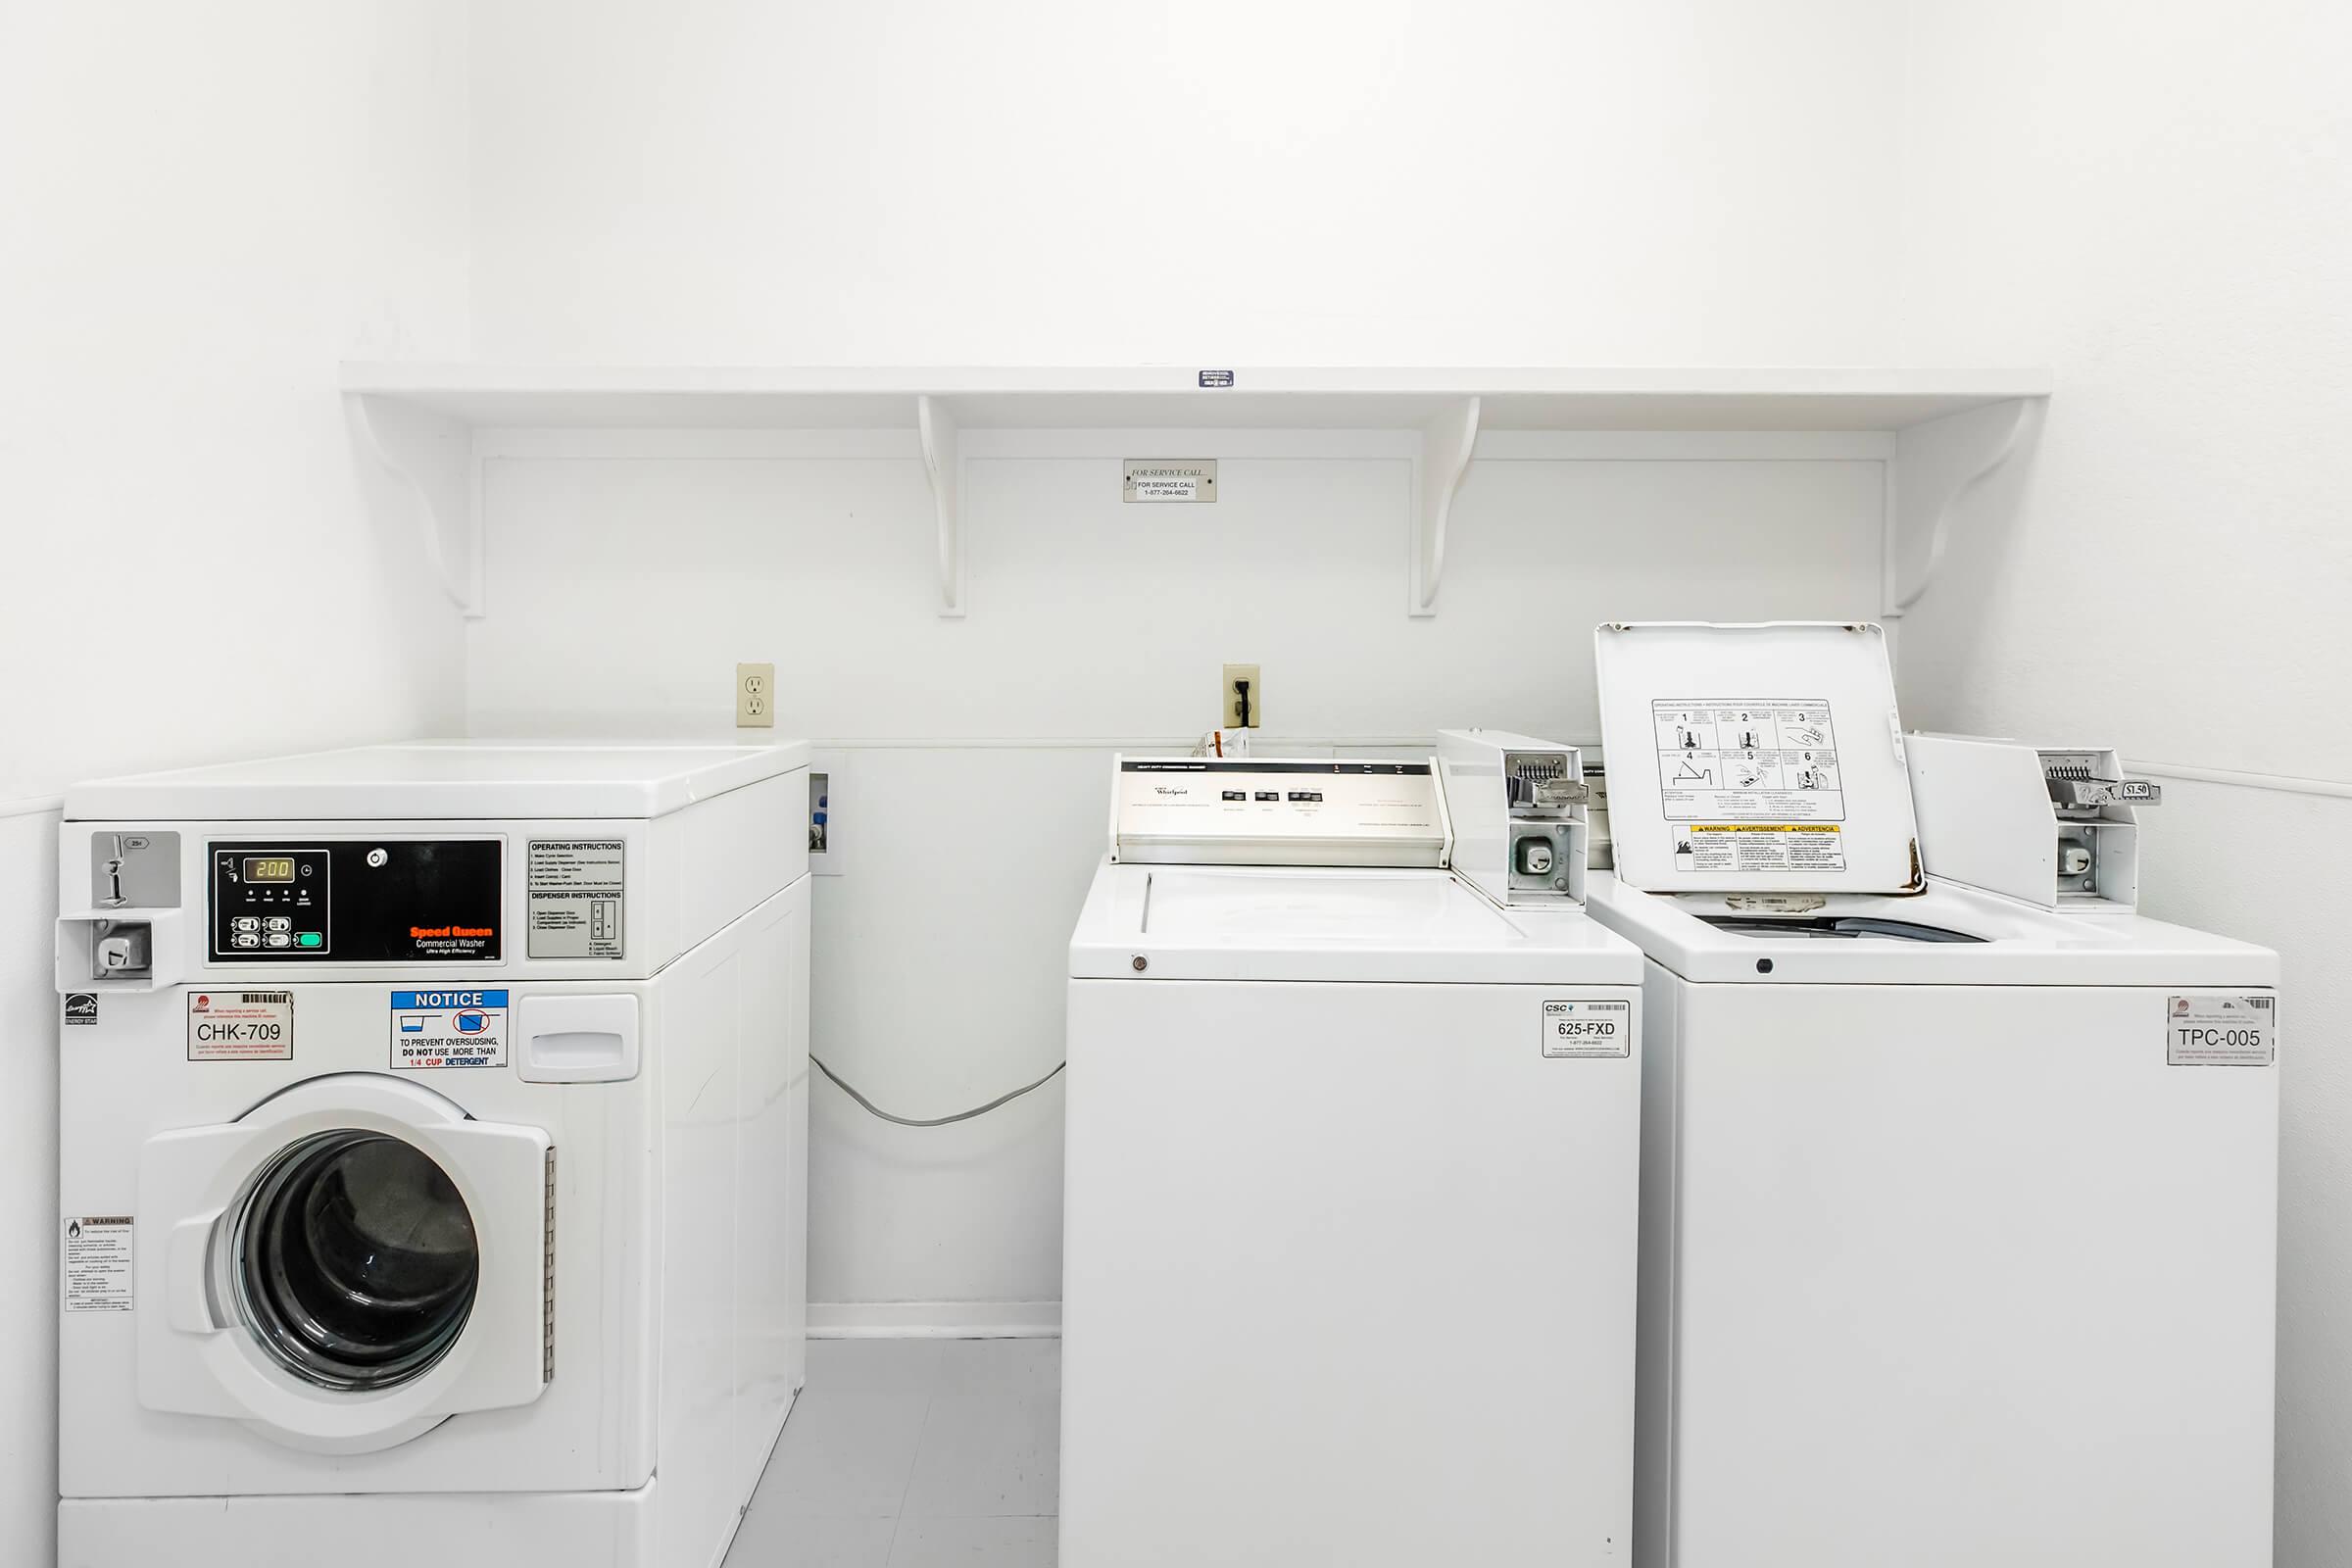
(1673, 822), (1846, 871)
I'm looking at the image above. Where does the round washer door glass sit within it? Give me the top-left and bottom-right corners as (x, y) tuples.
(232, 1128), (480, 1391)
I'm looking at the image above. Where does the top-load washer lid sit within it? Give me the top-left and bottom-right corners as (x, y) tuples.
(64, 740), (811, 821)
(1068, 863), (1642, 984)
(1585, 872), (2279, 987)
(1593, 621), (1922, 895)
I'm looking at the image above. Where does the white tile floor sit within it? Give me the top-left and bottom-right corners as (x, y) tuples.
(727, 1338), (1060, 1567)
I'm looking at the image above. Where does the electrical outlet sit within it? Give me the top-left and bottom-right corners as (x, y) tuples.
(736, 662), (775, 728)
(1222, 663), (1262, 729)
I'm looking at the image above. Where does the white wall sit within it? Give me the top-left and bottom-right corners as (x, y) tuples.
(466, 0), (1905, 368)
(1890, 5), (2352, 1562)
(457, 0), (1918, 1325)
(0, 4), (471, 1561)
(465, 434), (1889, 1317)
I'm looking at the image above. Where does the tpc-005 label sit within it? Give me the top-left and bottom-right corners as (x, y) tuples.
(391, 989), (510, 1069)
(2166, 994), (2276, 1066)
(1543, 999), (1633, 1058)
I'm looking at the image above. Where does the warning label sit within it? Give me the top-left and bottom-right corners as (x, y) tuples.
(1672, 823), (1847, 873)
(528, 840), (625, 960)
(186, 991), (294, 1061)
(391, 988), (510, 1069)
(2166, 994), (2276, 1067)
(63, 1216), (132, 1312)
(1652, 698), (1844, 824)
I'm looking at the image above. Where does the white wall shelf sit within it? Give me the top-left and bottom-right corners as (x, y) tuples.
(340, 364), (2052, 618)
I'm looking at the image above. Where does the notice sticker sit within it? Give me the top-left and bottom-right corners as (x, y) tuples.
(186, 991), (294, 1061)
(528, 840), (625, 959)
(63, 1216), (132, 1312)
(1543, 999), (1633, 1058)
(2166, 994), (2276, 1066)
(391, 989), (510, 1069)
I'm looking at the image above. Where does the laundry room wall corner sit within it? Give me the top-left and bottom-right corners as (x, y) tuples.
(0, 5), (472, 1563)
(1892, 4), (2352, 1560)
(0, 810), (62, 1568)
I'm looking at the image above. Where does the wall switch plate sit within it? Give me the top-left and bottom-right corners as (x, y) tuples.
(1222, 663), (1262, 729)
(736, 662), (775, 728)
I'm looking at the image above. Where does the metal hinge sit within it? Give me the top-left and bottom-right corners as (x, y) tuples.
(543, 1145), (558, 1384)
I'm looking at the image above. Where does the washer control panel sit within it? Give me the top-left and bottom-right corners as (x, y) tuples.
(208, 839), (503, 963)
(211, 847), (330, 956)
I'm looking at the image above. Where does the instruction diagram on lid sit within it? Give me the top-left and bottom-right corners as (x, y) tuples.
(1655, 697), (1849, 872)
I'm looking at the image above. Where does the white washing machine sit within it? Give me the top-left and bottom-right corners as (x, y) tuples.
(1586, 623), (2279, 1568)
(1061, 739), (1645, 1567)
(54, 742), (812, 1568)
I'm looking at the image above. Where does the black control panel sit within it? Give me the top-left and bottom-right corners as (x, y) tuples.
(210, 839), (503, 962)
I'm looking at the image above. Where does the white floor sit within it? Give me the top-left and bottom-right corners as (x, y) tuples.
(727, 1337), (1061, 1567)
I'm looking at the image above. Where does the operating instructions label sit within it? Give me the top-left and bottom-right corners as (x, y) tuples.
(2166, 995), (2275, 1066)
(528, 839), (625, 959)
(62, 1217), (132, 1312)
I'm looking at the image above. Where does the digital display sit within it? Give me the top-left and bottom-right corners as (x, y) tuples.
(243, 857), (298, 884)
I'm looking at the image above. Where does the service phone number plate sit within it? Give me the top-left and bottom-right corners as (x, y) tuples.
(1543, 999), (1632, 1059)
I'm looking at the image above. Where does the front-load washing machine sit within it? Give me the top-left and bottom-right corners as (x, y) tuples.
(1061, 739), (1644, 1567)
(1587, 622), (2278, 1568)
(54, 742), (812, 1568)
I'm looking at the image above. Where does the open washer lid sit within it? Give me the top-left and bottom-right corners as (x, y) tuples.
(1594, 621), (1923, 896)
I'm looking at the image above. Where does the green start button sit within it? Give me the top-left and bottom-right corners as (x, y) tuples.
(296, 931), (322, 949)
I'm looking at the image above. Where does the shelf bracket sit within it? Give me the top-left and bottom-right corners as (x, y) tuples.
(1884, 396), (2041, 620)
(919, 394), (964, 617)
(348, 392), (482, 618)
(1410, 395), (1481, 616)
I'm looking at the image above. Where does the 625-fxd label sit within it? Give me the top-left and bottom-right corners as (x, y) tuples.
(1543, 999), (1632, 1058)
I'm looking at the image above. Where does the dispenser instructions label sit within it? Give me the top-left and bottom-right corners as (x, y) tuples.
(391, 989), (510, 1069)
(2167, 995), (2275, 1066)
(186, 991), (294, 1061)
(1543, 999), (1633, 1058)
(62, 1217), (132, 1312)
(528, 840), (625, 959)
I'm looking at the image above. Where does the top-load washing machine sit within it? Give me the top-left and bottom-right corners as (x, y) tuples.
(1585, 623), (2279, 1568)
(54, 742), (812, 1568)
(1061, 735), (1645, 1567)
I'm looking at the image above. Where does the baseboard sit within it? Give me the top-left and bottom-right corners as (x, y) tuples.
(808, 1300), (1061, 1339)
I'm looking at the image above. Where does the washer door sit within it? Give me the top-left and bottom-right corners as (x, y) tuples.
(136, 1074), (552, 1453)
